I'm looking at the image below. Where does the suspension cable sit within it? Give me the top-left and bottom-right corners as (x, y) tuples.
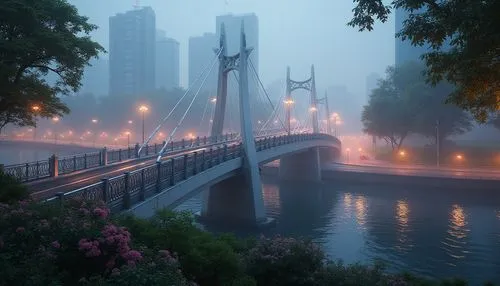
(197, 95), (212, 135)
(139, 48), (223, 155)
(249, 58), (286, 131)
(156, 52), (220, 162)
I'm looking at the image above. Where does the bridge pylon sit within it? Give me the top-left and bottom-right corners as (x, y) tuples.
(201, 22), (268, 226)
(285, 65), (319, 135)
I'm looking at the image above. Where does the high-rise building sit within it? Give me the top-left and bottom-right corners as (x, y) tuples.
(216, 13), (259, 98)
(394, 8), (429, 66)
(109, 7), (156, 96)
(188, 33), (218, 93)
(156, 30), (179, 90)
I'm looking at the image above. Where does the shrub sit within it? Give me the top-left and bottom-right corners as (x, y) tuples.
(0, 171), (29, 203)
(245, 235), (326, 286)
(117, 209), (252, 286)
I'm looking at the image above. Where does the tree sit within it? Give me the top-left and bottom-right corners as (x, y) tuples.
(362, 67), (415, 150)
(0, 0), (105, 132)
(413, 82), (473, 146)
(348, 0), (500, 122)
(362, 62), (472, 150)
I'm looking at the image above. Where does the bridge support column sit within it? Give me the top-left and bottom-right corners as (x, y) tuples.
(200, 173), (270, 227)
(279, 147), (321, 181)
(201, 22), (268, 227)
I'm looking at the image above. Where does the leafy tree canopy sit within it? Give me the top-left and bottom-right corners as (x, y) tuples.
(349, 0), (500, 122)
(363, 62), (472, 149)
(0, 0), (105, 131)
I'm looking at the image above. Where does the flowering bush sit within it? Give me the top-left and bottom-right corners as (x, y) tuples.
(0, 199), (186, 285)
(0, 171), (29, 203)
(245, 235), (326, 286)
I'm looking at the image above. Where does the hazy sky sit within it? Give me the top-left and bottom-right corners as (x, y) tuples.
(71, 0), (395, 98)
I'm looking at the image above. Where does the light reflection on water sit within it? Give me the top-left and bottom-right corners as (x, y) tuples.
(176, 178), (500, 284)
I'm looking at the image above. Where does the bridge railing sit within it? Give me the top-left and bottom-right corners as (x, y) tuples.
(45, 133), (337, 212)
(2, 133), (239, 183)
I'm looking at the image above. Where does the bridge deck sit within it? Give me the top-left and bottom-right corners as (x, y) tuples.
(29, 145), (225, 201)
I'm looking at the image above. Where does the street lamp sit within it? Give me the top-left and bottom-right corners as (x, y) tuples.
(124, 131), (131, 147)
(138, 105), (149, 144)
(31, 105), (41, 140)
(52, 117), (60, 144)
(91, 118), (98, 147)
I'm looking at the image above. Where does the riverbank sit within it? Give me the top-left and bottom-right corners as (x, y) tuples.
(0, 198), (487, 286)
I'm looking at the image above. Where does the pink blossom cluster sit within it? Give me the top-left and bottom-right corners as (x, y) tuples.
(78, 238), (101, 257)
(93, 207), (109, 219)
(101, 224), (132, 256)
(248, 235), (324, 263)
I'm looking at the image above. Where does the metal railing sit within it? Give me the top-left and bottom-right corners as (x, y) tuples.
(45, 133), (338, 212)
(2, 133), (239, 183)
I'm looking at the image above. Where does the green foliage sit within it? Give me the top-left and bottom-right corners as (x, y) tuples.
(0, 0), (105, 130)
(0, 171), (29, 203)
(348, 0), (500, 121)
(117, 209), (251, 286)
(363, 62), (472, 149)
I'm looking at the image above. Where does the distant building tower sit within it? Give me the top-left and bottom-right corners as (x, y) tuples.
(188, 33), (218, 93)
(156, 30), (179, 90)
(394, 8), (429, 66)
(109, 7), (156, 96)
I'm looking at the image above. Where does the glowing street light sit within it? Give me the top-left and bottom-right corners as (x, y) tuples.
(91, 118), (99, 147)
(32, 105), (41, 140)
(128, 120), (133, 124)
(399, 150), (406, 157)
(52, 117), (60, 144)
(309, 106), (318, 112)
(138, 105), (149, 144)
(210, 97), (217, 103)
(455, 154), (464, 161)
(284, 99), (295, 105)
(124, 131), (131, 147)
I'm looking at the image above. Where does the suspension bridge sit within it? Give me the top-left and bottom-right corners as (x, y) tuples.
(4, 23), (341, 227)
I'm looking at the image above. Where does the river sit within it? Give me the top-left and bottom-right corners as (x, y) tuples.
(176, 176), (500, 285)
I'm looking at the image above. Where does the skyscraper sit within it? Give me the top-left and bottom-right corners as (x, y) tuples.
(156, 30), (179, 90)
(394, 8), (428, 66)
(109, 7), (156, 96)
(216, 13), (259, 97)
(188, 33), (218, 93)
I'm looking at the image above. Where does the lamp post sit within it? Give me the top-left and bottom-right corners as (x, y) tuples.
(91, 118), (98, 147)
(138, 105), (149, 144)
(124, 131), (131, 147)
(31, 105), (41, 141)
(52, 117), (60, 144)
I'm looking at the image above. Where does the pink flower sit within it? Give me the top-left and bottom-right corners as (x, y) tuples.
(123, 250), (142, 262)
(93, 207), (109, 218)
(16, 227), (25, 233)
(51, 241), (60, 249)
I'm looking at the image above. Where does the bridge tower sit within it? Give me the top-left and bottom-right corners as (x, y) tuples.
(285, 65), (319, 135)
(201, 23), (267, 226)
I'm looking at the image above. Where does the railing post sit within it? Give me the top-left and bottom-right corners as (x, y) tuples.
(49, 154), (58, 177)
(102, 147), (108, 166)
(183, 154), (188, 179)
(128, 147), (131, 159)
(73, 155), (77, 171)
(196, 136), (200, 146)
(156, 162), (162, 193)
(154, 143), (158, 153)
(201, 150), (206, 171)
(25, 163), (29, 179)
(118, 149), (122, 161)
(55, 192), (65, 209)
(169, 158), (175, 186)
(135, 143), (140, 158)
(208, 148), (213, 168)
(123, 172), (131, 209)
(203, 136), (207, 145)
(193, 152), (198, 175)
(101, 178), (109, 203)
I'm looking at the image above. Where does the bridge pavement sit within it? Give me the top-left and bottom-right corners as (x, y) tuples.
(29, 143), (233, 201)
